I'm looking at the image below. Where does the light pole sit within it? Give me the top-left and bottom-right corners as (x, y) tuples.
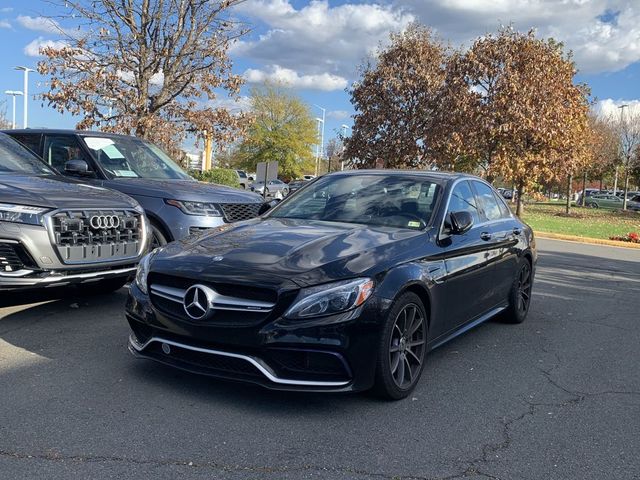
(614, 104), (629, 196)
(313, 105), (325, 176)
(14, 66), (35, 128)
(340, 124), (350, 171)
(4, 90), (23, 129)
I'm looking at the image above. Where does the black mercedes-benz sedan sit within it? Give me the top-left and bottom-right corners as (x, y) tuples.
(126, 170), (536, 399)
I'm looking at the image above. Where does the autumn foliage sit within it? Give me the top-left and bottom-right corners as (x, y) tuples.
(346, 26), (592, 216)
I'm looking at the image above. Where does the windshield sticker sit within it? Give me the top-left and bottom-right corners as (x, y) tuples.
(408, 221), (421, 228)
(84, 137), (115, 150)
(114, 170), (139, 177)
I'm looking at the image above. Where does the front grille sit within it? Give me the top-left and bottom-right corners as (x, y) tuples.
(219, 203), (261, 223)
(49, 209), (142, 264)
(268, 349), (351, 381)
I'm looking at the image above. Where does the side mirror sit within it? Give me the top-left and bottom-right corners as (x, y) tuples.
(65, 159), (93, 176)
(258, 199), (281, 215)
(449, 211), (474, 235)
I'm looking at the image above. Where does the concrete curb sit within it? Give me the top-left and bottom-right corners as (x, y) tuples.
(534, 231), (640, 250)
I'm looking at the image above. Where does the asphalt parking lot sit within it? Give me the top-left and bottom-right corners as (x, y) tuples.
(1, 238), (639, 480)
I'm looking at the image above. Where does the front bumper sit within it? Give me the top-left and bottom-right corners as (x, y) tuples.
(125, 282), (385, 392)
(0, 265), (136, 289)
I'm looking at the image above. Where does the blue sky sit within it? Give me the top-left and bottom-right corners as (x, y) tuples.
(0, 0), (639, 153)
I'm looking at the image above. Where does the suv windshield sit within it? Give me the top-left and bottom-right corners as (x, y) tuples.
(82, 136), (191, 180)
(0, 134), (54, 176)
(270, 174), (442, 229)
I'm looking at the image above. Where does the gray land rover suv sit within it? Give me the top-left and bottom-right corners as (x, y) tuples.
(5, 130), (264, 248)
(0, 133), (149, 291)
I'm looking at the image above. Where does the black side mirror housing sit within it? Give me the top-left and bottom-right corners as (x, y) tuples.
(449, 211), (474, 235)
(64, 159), (93, 176)
(258, 199), (281, 215)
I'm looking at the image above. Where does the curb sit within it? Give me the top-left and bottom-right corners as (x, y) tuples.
(534, 231), (640, 250)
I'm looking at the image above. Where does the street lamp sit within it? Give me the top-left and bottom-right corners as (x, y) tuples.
(4, 90), (23, 129)
(313, 105), (325, 176)
(340, 124), (350, 171)
(14, 66), (36, 128)
(614, 104), (629, 196)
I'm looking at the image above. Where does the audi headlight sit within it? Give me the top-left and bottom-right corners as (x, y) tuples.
(135, 251), (156, 295)
(0, 203), (48, 225)
(284, 278), (374, 319)
(165, 199), (222, 216)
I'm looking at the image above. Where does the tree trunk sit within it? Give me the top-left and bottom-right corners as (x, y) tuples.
(565, 174), (572, 215)
(515, 182), (524, 217)
(581, 171), (587, 206)
(622, 170), (630, 211)
(599, 177), (603, 191)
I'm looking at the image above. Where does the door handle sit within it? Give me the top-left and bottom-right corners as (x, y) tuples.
(513, 227), (522, 235)
(480, 232), (492, 241)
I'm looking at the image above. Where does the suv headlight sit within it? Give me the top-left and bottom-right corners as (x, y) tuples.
(0, 203), (48, 225)
(165, 199), (222, 216)
(135, 251), (156, 295)
(284, 278), (374, 319)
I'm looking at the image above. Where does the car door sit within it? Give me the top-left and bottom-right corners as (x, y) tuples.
(438, 180), (498, 336)
(470, 180), (521, 305)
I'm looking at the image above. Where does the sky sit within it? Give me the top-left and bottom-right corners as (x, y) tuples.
(0, 0), (639, 153)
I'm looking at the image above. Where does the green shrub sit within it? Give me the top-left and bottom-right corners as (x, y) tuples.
(190, 168), (240, 188)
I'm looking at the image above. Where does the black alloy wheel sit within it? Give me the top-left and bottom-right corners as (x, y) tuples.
(503, 259), (533, 324)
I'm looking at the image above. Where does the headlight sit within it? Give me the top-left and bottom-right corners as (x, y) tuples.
(135, 251), (156, 295)
(284, 278), (374, 319)
(0, 203), (48, 225)
(165, 199), (222, 216)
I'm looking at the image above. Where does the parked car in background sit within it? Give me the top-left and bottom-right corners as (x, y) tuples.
(302, 175), (316, 181)
(250, 179), (289, 198)
(127, 170), (536, 399)
(576, 188), (603, 205)
(585, 194), (624, 209)
(4, 130), (264, 248)
(235, 170), (249, 189)
(627, 195), (640, 212)
(0, 133), (149, 292)
(615, 190), (640, 198)
(286, 180), (308, 195)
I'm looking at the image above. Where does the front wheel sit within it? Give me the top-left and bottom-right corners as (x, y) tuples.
(587, 202), (598, 209)
(502, 259), (533, 324)
(149, 222), (168, 249)
(372, 292), (428, 400)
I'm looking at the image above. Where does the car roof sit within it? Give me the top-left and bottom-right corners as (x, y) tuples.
(326, 169), (477, 183)
(2, 128), (136, 139)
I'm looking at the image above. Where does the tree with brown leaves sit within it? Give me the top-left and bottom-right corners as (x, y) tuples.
(344, 24), (448, 169)
(437, 28), (591, 216)
(38, 0), (249, 157)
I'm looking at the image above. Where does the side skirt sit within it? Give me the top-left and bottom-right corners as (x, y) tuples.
(428, 305), (507, 351)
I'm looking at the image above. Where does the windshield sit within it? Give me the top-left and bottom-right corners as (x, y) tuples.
(0, 134), (54, 176)
(271, 174), (442, 229)
(82, 136), (191, 180)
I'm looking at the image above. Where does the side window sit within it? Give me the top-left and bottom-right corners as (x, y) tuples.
(447, 181), (480, 225)
(473, 181), (502, 221)
(43, 136), (92, 173)
(10, 134), (41, 156)
(493, 191), (512, 218)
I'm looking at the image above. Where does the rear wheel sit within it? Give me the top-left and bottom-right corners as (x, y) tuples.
(587, 202), (598, 209)
(372, 292), (428, 400)
(502, 259), (533, 324)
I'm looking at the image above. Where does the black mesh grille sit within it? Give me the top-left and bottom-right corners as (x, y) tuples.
(219, 203), (261, 223)
(268, 349), (351, 381)
(0, 243), (25, 272)
(49, 209), (142, 263)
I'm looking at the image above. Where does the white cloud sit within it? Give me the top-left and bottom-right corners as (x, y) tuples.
(210, 95), (253, 113)
(595, 98), (640, 118)
(243, 65), (348, 91)
(327, 110), (350, 120)
(0, 20), (10, 29)
(0, 8), (13, 13)
(24, 37), (68, 57)
(233, 0), (414, 79)
(17, 15), (65, 34)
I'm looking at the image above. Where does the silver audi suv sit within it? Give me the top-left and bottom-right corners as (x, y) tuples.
(0, 133), (149, 292)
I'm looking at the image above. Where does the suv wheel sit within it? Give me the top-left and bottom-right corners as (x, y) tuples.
(150, 223), (168, 249)
(372, 292), (428, 400)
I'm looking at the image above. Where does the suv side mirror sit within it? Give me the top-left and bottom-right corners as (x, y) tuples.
(449, 211), (474, 234)
(65, 159), (93, 177)
(258, 199), (281, 215)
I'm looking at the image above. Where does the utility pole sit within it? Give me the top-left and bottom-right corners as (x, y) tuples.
(314, 105), (325, 176)
(4, 90), (23, 129)
(340, 124), (350, 171)
(618, 104), (629, 209)
(14, 66), (35, 128)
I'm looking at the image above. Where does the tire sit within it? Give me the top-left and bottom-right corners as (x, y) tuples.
(372, 292), (428, 400)
(587, 202), (598, 209)
(78, 277), (128, 295)
(149, 222), (168, 249)
(502, 259), (533, 324)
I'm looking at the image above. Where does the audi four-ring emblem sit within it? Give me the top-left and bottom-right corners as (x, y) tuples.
(89, 215), (120, 229)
